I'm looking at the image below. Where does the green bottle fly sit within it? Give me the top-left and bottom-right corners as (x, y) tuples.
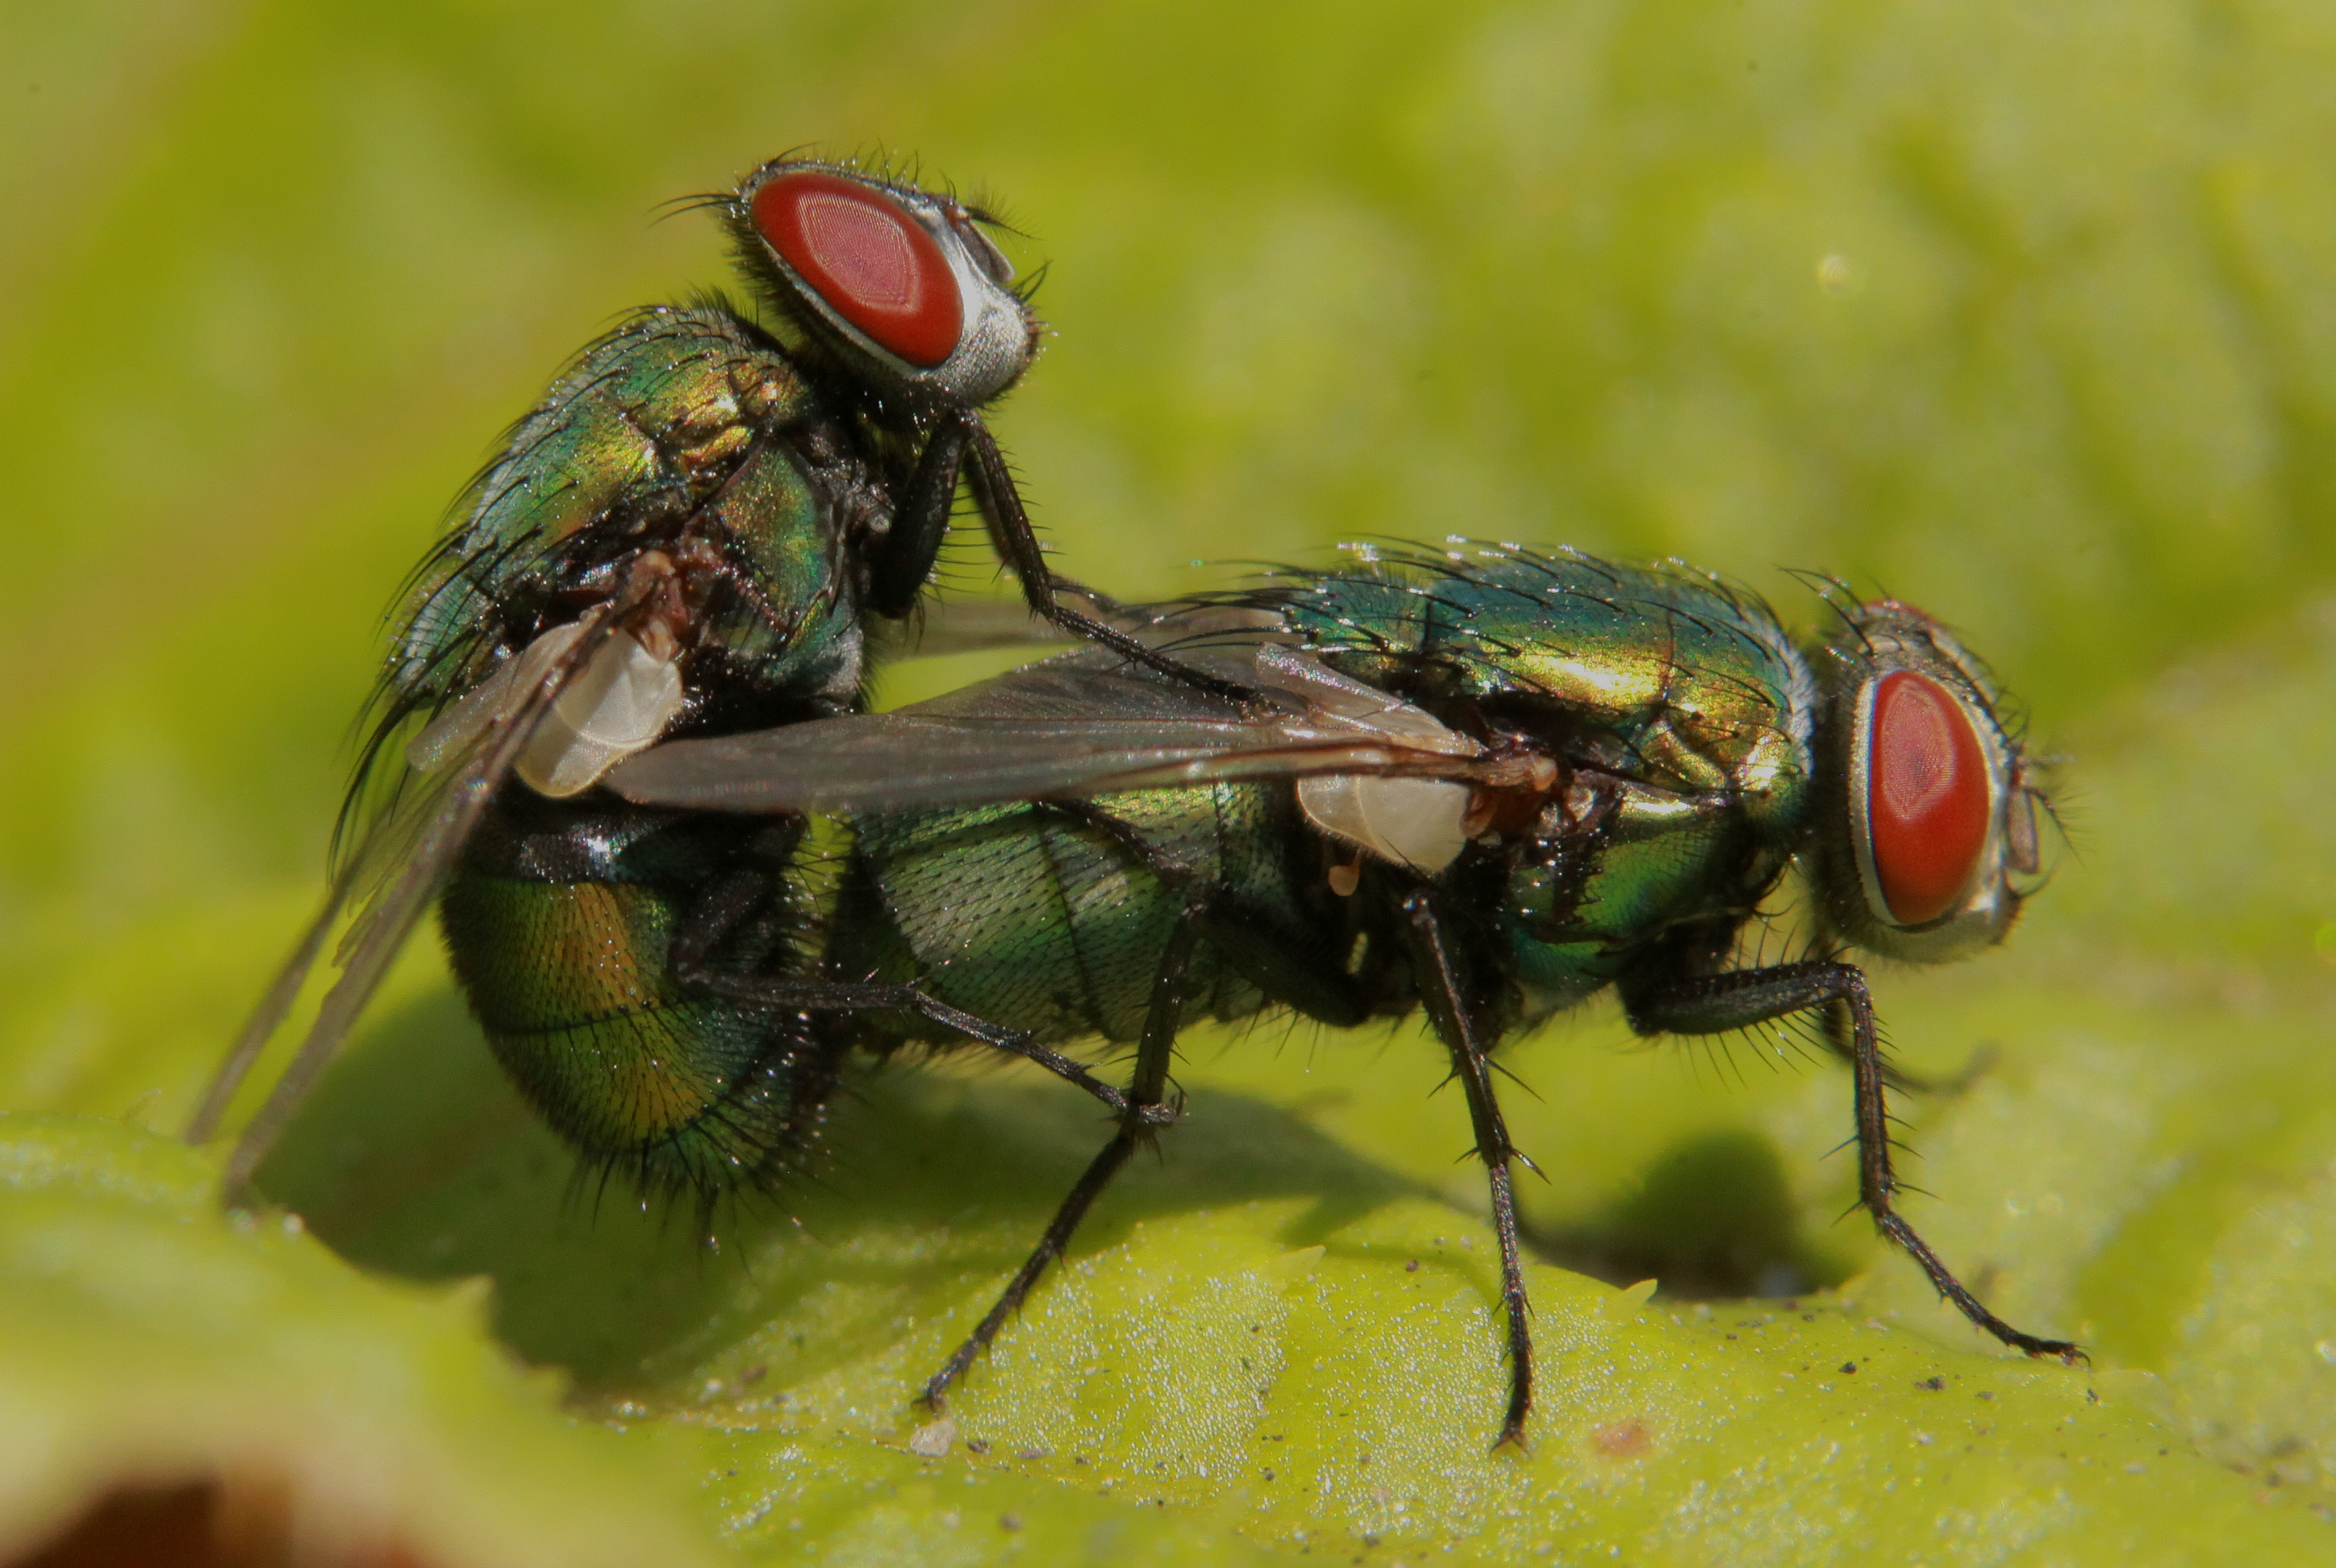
(196, 152), (1219, 1196)
(614, 543), (2067, 1442)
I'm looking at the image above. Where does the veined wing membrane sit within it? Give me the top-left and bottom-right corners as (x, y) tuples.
(188, 612), (624, 1196)
(608, 644), (1495, 815)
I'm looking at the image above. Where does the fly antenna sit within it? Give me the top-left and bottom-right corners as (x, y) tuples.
(653, 190), (732, 223)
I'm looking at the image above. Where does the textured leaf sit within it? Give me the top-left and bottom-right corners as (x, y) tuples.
(2, 0), (2334, 1562)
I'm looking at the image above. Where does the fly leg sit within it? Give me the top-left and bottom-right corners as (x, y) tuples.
(682, 968), (1148, 1120)
(920, 888), (1203, 1412)
(1621, 960), (2083, 1363)
(865, 413), (968, 617)
(1398, 889), (1537, 1449)
(916, 802), (1373, 1410)
(884, 409), (1259, 704)
(666, 823), (1144, 1121)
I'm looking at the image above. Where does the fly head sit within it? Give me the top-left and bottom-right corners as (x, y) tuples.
(1809, 599), (2046, 964)
(727, 156), (1040, 415)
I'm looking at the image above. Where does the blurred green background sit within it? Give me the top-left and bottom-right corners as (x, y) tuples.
(4, 1), (2336, 1563)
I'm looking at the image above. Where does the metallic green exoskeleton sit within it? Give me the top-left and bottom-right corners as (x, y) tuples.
(388, 156), (1210, 751)
(437, 796), (838, 1196)
(194, 152), (1220, 1195)
(612, 542), (2067, 1443)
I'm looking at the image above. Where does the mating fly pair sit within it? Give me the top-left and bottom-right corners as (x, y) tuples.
(192, 152), (2077, 1448)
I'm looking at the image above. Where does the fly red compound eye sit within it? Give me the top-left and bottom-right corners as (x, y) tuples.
(1866, 670), (1992, 925)
(751, 172), (964, 368)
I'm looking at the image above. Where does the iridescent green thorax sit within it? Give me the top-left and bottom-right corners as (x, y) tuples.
(1245, 548), (1821, 1019)
(393, 305), (874, 742)
(1254, 546), (1817, 822)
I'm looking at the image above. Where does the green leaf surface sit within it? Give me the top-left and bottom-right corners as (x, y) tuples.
(4, 1), (2335, 1563)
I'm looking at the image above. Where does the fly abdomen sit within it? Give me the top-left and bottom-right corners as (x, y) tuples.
(838, 800), (1187, 1045)
(440, 796), (834, 1196)
(837, 783), (1360, 1052)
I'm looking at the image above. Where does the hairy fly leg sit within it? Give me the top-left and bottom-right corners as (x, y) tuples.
(1619, 958), (2083, 1363)
(917, 799), (1378, 1411)
(866, 406), (1254, 702)
(1791, 970), (1996, 1097)
(945, 414), (1260, 705)
(1636, 920), (1950, 1096)
(862, 411), (970, 618)
(1398, 889), (1538, 1449)
(919, 884), (1203, 1412)
(665, 821), (1145, 1121)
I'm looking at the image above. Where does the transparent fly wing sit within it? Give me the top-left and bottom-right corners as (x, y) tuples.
(607, 644), (1491, 815)
(189, 618), (615, 1195)
(606, 715), (1477, 813)
(184, 881), (353, 1146)
(184, 612), (571, 1147)
(185, 714), (489, 1146)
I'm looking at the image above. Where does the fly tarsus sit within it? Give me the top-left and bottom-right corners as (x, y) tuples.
(922, 890), (1200, 1412)
(866, 413), (968, 619)
(1399, 889), (1536, 1449)
(1872, 1211), (2085, 1364)
(920, 1134), (1139, 1413)
(1621, 957), (2085, 1367)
